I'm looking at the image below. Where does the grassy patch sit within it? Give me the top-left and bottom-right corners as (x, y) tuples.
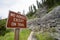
(0, 28), (31, 40)
(0, 36), (3, 40)
(20, 28), (31, 40)
(36, 32), (55, 40)
(3, 32), (14, 40)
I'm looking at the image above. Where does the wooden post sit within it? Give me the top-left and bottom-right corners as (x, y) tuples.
(14, 28), (20, 40)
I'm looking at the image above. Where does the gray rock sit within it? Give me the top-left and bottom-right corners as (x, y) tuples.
(35, 7), (47, 18)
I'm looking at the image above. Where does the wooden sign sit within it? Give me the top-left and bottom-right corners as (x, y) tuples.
(6, 11), (27, 28)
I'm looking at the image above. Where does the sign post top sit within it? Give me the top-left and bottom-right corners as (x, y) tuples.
(6, 11), (27, 28)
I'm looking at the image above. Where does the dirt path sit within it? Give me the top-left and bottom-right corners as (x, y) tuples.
(27, 31), (37, 40)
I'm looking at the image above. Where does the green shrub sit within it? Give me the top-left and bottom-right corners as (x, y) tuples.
(0, 19), (12, 36)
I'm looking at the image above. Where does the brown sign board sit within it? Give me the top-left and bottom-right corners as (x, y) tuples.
(6, 11), (27, 28)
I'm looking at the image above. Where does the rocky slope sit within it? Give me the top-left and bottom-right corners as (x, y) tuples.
(27, 6), (60, 40)
(27, 6), (60, 28)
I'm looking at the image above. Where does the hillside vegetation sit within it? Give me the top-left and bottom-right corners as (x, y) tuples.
(26, 0), (60, 19)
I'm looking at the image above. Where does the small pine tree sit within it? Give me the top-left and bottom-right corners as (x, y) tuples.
(33, 4), (36, 13)
(36, 0), (40, 8)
